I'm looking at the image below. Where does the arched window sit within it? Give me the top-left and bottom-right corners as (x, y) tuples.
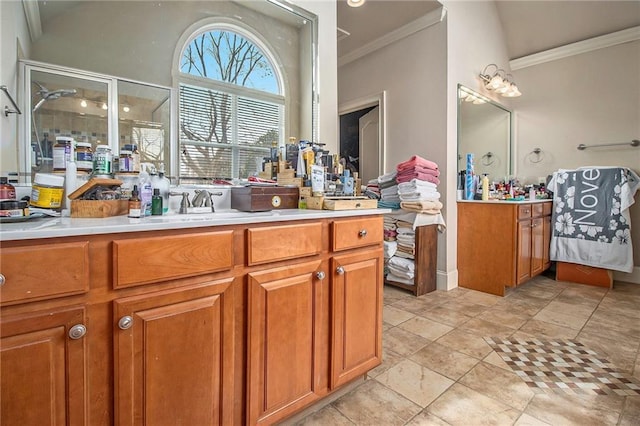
(178, 24), (284, 181)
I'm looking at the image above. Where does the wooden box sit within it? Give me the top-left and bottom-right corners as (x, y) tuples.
(69, 177), (127, 218)
(322, 197), (378, 210)
(556, 261), (613, 288)
(231, 186), (299, 212)
(277, 177), (303, 187)
(299, 187), (313, 198)
(306, 196), (324, 210)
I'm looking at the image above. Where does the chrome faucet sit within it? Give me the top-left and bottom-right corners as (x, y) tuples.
(191, 190), (223, 212)
(170, 192), (190, 214)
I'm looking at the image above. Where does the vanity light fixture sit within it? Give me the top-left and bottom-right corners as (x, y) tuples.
(122, 105), (130, 113)
(458, 86), (488, 105)
(479, 64), (522, 97)
(347, 0), (366, 7)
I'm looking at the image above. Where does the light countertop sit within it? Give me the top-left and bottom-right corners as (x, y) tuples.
(0, 208), (391, 242)
(457, 199), (552, 204)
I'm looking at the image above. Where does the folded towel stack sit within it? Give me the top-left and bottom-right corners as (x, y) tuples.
(364, 178), (380, 199)
(394, 156), (444, 215)
(383, 240), (397, 259)
(387, 256), (415, 284)
(396, 155), (440, 186)
(383, 216), (398, 241)
(377, 170), (400, 209)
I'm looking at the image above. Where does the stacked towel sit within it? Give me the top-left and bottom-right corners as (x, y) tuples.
(395, 156), (443, 216)
(377, 171), (400, 209)
(396, 155), (440, 185)
(364, 178), (380, 199)
(383, 240), (397, 259)
(383, 216), (398, 241)
(387, 256), (415, 284)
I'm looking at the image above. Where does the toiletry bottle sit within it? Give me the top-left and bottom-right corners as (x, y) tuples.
(151, 188), (163, 215)
(65, 157), (77, 211)
(482, 174), (489, 201)
(138, 164), (153, 216)
(128, 185), (142, 218)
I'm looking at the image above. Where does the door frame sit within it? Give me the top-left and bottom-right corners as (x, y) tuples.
(338, 91), (386, 178)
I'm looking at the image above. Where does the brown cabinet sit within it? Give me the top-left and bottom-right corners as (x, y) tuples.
(1, 306), (87, 426)
(246, 260), (326, 425)
(0, 213), (384, 426)
(330, 249), (383, 388)
(114, 278), (235, 426)
(458, 201), (552, 296)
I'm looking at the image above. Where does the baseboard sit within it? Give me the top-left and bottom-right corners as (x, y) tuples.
(437, 269), (458, 291)
(613, 266), (640, 284)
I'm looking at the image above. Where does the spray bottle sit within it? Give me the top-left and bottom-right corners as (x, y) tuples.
(138, 163), (153, 216)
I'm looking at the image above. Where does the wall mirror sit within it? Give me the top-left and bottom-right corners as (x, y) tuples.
(19, 0), (317, 183)
(457, 85), (512, 181)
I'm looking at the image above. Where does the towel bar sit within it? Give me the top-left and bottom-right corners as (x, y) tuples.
(577, 140), (640, 150)
(0, 85), (22, 117)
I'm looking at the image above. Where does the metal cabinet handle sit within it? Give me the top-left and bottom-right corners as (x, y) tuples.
(0, 273), (4, 286)
(336, 266), (345, 275)
(118, 316), (133, 330)
(316, 271), (325, 280)
(68, 324), (87, 340)
(358, 229), (367, 237)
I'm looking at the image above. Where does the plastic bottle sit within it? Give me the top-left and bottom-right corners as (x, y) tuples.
(0, 177), (16, 199)
(65, 158), (78, 210)
(482, 174), (489, 201)
(138, 164), (153, 216)
(156, 163), (171, 214)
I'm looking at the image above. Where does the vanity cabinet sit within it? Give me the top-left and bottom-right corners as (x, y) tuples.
(113, 278), (236, 426)
(458, 201), (552, 296)
(0, 213), (384, 426)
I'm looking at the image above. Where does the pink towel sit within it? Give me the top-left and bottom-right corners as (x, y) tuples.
(396, 172), (440, 185)
(396, 155), (439, 172)
(397, 166), (440, 178)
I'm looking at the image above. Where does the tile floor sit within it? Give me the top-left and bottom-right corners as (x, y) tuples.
(294, 274), (640, 425)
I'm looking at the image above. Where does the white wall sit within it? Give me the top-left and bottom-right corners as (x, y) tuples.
(513, 40), (640, 271)
(0, 0), (31, 175)
(338, 20), (448, 283)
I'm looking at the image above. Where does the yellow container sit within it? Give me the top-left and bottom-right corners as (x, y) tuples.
(30, 173), (64, 209)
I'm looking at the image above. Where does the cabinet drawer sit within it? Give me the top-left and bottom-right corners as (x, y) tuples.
(247, 223), (322, 266)
(532, 203), (544, 217)
(332, 216), (383, 252)
(542, 202), (552, 216)
(517, 204), (533, 220)
(113, 231), (233, 288)
(0, 242), (89, 305)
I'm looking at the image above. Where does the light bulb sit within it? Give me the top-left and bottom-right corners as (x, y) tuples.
(123, 105), (130, 113)
(101, 102), (108, 110)
(486, 75), (504, 90)
(347, 0), (365, 7)
(80, 99), (87, 108)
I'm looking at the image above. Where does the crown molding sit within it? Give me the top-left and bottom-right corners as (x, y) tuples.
(338, 6), (446, 68)
(510, 26), (640, 71)
(22, 0), (42, 42)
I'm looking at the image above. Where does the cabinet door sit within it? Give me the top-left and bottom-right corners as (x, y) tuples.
(114, 278), (235, 426)
(1, 306), (87, 426)
(331, 249), (383, 388)
(542, 214), (552, 270)
(516, 220), (532, 284)
(530, 217), (545, 276)
(246, 259), (325, 426)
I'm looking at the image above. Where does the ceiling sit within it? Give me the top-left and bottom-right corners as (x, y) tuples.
(337, 0), (640, 61)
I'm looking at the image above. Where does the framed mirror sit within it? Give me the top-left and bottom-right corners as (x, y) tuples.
(18, 0), (317, 183)
(457, 85), (512, 181)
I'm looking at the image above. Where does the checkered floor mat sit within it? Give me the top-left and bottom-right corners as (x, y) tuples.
(484, 337), (640, 396)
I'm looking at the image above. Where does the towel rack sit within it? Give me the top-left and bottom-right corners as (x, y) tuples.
(0, 85), (22, 117)
(577, 140), (640, 150)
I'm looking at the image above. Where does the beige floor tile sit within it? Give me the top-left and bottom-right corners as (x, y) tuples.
(598, 297), (640, 319)
(410, 342), (480, 381)
(293, 405), (354, 426)
(332, 379), (421, 426)
(398, 316), (453, 341)
(482, 350), (513, 372)
(427, 383), (520, 426)
(540, 299), (596, 317)
(619, 397), (640, 426)
(384, 305), (415, 326)
(384, 285), (414, 305)
(456, 317), (515, 339)
(513, 413), (551, 425)
(391, 296), (445, 316)
(375, 359), (454, 407)
(582, 311), (640, 345)
(532, 307), (590, 330)
(494, 297), (549, 317)
(367, 347), (405, 378)
(383, 327), (430, 356)
(518, 318), (579, 340)
(435, 329), (494, 359)
(437, 300), (488, 317)
(524, 393), (624, 425)
(458, 362), (536, 411)
(405, 410), (451, 426)
(475, 306), (533, 329)
(418, 306), (474, 327)
(459, 290), (501, 307)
